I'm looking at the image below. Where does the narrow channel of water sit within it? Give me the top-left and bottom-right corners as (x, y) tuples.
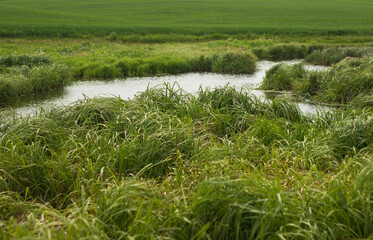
(8, 60), (330, 116)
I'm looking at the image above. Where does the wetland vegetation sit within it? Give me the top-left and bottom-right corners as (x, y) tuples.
(1, 85), (373, 239)
(1, 39), (373, 239)
(262, 57), (373, 104)
(1, 0), (373, 239)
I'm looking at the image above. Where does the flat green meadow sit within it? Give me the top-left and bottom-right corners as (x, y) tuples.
(1, 0), (373, 37)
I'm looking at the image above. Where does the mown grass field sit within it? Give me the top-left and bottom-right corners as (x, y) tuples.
(1, 0), (373, 38)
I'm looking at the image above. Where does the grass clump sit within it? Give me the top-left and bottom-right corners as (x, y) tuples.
(211, 52), (257, 74)
(348, 93), (373, 110)
(261, 63), (306, 91)
(332, 110), (373, 157)
(0, 63), (70, 105)
(261, 57), (373, 104)
(318, 58), (373, 103)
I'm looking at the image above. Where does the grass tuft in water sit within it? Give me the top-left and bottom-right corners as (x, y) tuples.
(0, 55), (71, 105)
(261, 63), (306, 91)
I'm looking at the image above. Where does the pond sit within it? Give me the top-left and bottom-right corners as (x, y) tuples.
(7, 60), (330, 116)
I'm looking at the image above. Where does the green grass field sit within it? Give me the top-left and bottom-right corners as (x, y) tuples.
(1, 0), (373, 37)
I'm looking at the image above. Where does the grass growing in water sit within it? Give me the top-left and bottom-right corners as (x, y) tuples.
(261, 57), (373, 104)
(0, 50), (258, 105)
(0, 84), (372, 239)
(211, 52), (257, 74)
(261, 63), (306, 91)
(2, 38), (373, 81)
(0, 60), (70, 105)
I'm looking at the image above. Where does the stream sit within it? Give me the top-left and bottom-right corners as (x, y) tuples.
(6, 60), (330, 116)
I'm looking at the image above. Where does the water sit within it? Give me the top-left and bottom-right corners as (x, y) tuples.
(7, 60), (330, 116)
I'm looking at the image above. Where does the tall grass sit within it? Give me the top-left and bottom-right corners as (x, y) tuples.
(1, 84), (372, 239)
(261, 63), (306, 91)
(261, 57), (373, 104)
(332, 109), (373, 158)
(305, 47), (373, 66)
(0, 55), (51, 68)
(73, 52), (257, 78)
(211, 52), (257, 74)
(0, 63), (70, 104)
(252, 43), (309, 61)
(348, 93), (373, 110)
(318, 58), (373, 103)
(2, 38), (373, 82)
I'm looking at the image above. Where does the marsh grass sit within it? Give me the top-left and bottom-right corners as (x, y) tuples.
(0, 84), (372, 239)
(305, 47), (373, 66)
(211, 52), (257, 74)
(74, 51), (257, 79)
(0, 55), (51, 68)
(261, 63), (306, 91)
(252, 43), (308, 61)
(348, 93), (373, 110)
(331, 109), (373, 158)
(319, 58), (373, 103)
(261, 57), (373, 105)
(0, 64), (70, 104)
(2, 38), (373, 82)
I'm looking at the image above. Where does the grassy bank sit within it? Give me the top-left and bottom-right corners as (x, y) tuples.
(1, 0), (373, 39)
(0, 84), (372, 239)
(0, 55), (70, 105)
(72, 51), (257, 78)
(2, 38), (373, 79)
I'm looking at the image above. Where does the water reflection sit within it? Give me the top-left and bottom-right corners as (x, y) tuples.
(1, 88), (66, 109)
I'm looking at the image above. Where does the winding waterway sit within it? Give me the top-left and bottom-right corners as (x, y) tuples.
(7, 60), (330, 115)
